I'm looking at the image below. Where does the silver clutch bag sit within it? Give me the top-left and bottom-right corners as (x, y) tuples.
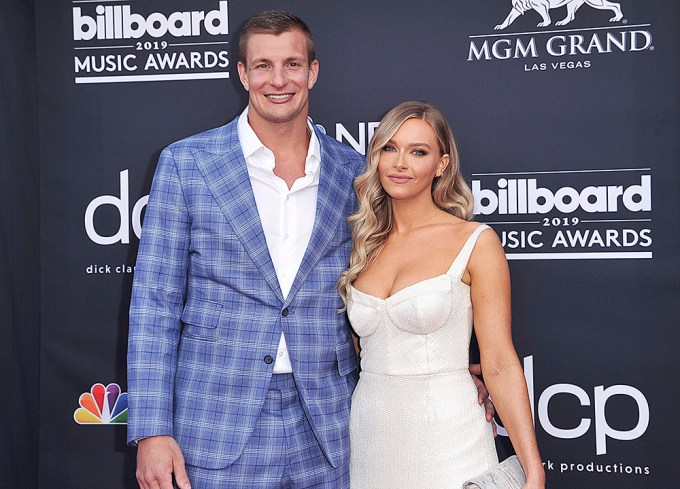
(462, 455), (526, 489)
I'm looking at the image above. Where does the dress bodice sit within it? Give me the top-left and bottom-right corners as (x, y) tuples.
(347, 225), (490, 376)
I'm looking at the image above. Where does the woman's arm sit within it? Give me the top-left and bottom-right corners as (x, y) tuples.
(468, 229), (545, 488)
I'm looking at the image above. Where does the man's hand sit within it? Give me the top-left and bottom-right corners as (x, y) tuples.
(136, 436), (191, 489)
(469, 363), (498, 437)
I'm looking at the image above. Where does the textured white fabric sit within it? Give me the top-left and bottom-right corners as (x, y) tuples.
(237, 107), (321, 373)
(348, 224), (498, 488)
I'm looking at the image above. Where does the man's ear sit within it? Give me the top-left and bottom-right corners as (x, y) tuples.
(307, 59), (319, 89)
(237, 61), (249, 91)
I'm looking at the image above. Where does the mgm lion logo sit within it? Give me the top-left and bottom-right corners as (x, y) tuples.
(495, 0), (624, 30)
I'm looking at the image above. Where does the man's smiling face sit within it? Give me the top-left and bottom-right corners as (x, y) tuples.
(237, 29), (319, 128)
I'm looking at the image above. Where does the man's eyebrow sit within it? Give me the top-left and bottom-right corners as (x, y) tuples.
(247, 56), (307, 68)
(285, 55), (307, 63)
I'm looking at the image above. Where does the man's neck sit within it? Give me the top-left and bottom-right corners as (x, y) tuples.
(247, 111), (311, 155)
(247, 110), (312, 188)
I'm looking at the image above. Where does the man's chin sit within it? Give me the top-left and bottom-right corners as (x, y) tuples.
(262, 109), (306, 125)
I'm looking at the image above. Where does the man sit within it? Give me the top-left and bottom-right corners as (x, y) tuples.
(128, 10), (492, 489)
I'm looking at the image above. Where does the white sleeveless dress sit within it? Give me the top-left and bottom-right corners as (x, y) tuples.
(348, 224), (498, 488)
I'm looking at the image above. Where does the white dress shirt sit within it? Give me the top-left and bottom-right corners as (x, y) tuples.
(237, 107), (321, 373)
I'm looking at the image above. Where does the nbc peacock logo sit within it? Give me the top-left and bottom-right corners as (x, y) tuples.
(73, 383), (128, 425)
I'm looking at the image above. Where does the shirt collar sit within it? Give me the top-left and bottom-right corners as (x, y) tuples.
(237, 106), (321, 174)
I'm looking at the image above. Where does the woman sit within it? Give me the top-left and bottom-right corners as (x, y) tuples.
(339, 101), (545, 488)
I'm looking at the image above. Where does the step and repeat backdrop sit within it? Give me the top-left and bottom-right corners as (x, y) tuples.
(36, 1), (678, 487)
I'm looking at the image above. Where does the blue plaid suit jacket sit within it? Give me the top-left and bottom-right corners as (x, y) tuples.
(127, 117), (365, 469)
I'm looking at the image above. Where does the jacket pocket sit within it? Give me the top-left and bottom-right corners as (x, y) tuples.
(181, 298), (222, 337)
(336, 340), (358, 376)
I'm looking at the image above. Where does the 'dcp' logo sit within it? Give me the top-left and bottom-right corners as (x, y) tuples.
(84, 170), (148, 245)
(494, 0), (624, 30)
(498, 356), (649, 455)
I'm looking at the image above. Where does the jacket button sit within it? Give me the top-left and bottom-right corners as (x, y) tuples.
(264, 355), (273, 364)
(281, 308), (289, 317)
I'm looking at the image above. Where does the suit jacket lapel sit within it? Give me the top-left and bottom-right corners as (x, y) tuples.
(192, 120), (283, 302)
(286, 126), (354, 303)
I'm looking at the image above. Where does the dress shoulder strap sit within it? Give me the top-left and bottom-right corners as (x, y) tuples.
(446, 224), (492, 280)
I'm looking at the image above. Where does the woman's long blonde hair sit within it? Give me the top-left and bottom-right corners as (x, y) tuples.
(338, 101), (474, 306)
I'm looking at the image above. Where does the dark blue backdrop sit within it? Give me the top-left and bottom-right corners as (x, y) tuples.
(2, 1), (677, 487)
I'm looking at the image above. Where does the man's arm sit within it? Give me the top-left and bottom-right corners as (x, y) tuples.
(128, 147), (192, 487)
(136, 436), (191, 489)
(469, 363), (497, 436)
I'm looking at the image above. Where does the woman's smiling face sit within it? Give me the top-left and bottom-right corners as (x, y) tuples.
(378, 118), (449, 203)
